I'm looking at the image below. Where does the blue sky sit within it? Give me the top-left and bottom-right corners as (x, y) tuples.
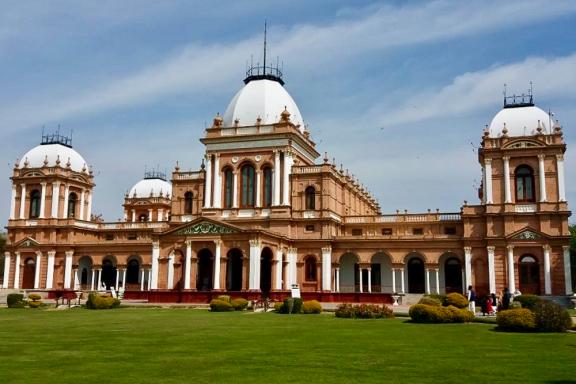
(1, 0), (575, 222)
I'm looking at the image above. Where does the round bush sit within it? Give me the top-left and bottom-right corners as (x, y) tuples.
(409, 304), (447, 323)
(28, 301), (43, 308)
(335, 303), (394, 319)
(426, 294), (447, 305)
(230, 298), (248, 311)
(496, 308), (536, 331)
(216, 295), (231, 303)
(28, 293), (42, 301)
(210, 299), (233, 312)
(445, 305), (474, 323)
(445, 293), (469, 309)
(86, 293), (120, 309)
(418, 297), (442, 306)
(302, 300), (322, 314)
(292, 298), (303, 314)
(513, 295), (542, 311)
(7, 293), (25, 308)
(533, 301), (572, 332)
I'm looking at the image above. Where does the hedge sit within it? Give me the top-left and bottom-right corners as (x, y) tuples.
(533, 301), (572, 332)
(86, 293), (121, 310)
(302, 300), (322, 314)
(418, 297), (442, 307)
(445, 293), (469, 309)
(409, 304), (473, 323)
(335, 304), (394, 319)
(496, 308), (536, 331)
(7, 294), (25, 308)
(209, 299), (234, 312)
(513, 295), (542, 311)
(230, 298), (249, 311)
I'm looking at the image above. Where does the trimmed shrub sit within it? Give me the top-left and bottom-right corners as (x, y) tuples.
(445, 305), (475, 323)
(514, 295), (542, 311)
(86, 293), (121, 310)
(7, 293), (25, 308)
(409, 304), (447, 323)
(230, 298), (248, 311)
(302, 300), (322, 314)
(274, 302), (284, 313)
(418, 297), (442, 307)
(209, 299), (233, 312)
(426, 294), (447, 305)
(533, 301), (572, 332)
(28, 293), (42, 301)
(445, 293), (469, 309)
(509, 301), (522, 309)
(496, 308), (536, 332)
(335, 304), (354, 318)
(217, 295), (231, 303)
(292, 298), (303, 314)
(27, 293), (43, 309)
(335, 303), (394, 319)
(28, 301), (43, 308)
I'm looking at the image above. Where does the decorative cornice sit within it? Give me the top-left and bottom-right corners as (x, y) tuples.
(174, 221), (236, 236)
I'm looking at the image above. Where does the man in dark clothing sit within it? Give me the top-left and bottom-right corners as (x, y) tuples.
(502, 287), (512, 310)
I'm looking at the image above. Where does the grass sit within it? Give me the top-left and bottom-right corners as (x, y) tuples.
(0, 308), (574, 384)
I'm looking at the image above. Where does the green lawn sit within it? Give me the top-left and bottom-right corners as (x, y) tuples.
(0, 308), (574, 384)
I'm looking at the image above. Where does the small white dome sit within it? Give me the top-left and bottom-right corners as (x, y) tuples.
(20, 143), (88, 173)
(223, 79), (304, 130)
(129, 178), (172, 198)
(488, 105), (552, 138)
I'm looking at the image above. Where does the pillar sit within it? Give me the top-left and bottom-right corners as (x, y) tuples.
(9, 185), (16, 220)
(86, 191), (92, 221)
(435, 269), (440, 294)
(232, 171), (239, 208)
(358, 266), (363, 293)
(34, 251), (42, 289)
(249, 239), (261, 290)
(538, 154), (547, 202)
(273, 150), (281, 206)
(367, 267), (372, 293)
(464, 247), (472, 289)
(19, 184), (26, 219)
(213, 240), (222, 290)
(79, 189), (85, 220)
(543, 245), (551, 295)
(140, 269), (145, 291)
(97, 269), (102, 290)
(484, 159), (493, 204)
(503, 156), (511, 203)
(425, 268), (431, 294)
(506, 245), (515, 293)
(13, 252), (21, 289)
(391, 268), (396, 293)
(151, 241), (160, 289)
(115, 269), (120, 290)
(131, 209), (136, 222)
(184, 240), (192, 290)
(556, 154), (566, 202)
(168, 253), (175, 289)
(288, 248), (297, 287)
(148, 209), (153, 222)
(73, 268), (79, 290)
(274, 248), (283, 291)
(400, 266), (405, 294)
(91, 269), (95, 291)
(64, 251), (73, 289)
(157, 209), (164, 222)
(3, 252), (10, 289)
(46, 251), (55, 289)
(255, 170), (262, 208)
(63, 185), (70, 218)
(204, 154), (212, 208)
(282, 151), (292, 205)
(487, 246), (495, 294)
(563, 246), (573, 295)
(321, 246), (332, 291)
(335, 267), (340, 293)
(39, 182), (47, 218)
(122, 268), (127, 288)
(51, 182), (60, 218)
(213, 154), (221, 208)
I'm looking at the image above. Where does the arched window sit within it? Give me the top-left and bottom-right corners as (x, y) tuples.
(305, 186), (315, 210)
(305, 256), (317, 281)
(224, 168), (233, 208)
(138, 214), (148, 222)
(240, 164), (255, 208)
(126, 259), (140, 285)
(515, 165), (535, 202)
(263, 167), (272, 207)
(68, 192), (77, 218)
(29, 189), (41, 218)
(184, 191), (193, 214)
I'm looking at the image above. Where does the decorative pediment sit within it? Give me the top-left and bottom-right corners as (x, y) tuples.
(510, 228), (544, 240)
(173, 220), (238, 236)
(502, 140), (543, 149)
(15, 237), (40, 248)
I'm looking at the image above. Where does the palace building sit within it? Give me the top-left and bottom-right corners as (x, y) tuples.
(1, 60), (573, 303)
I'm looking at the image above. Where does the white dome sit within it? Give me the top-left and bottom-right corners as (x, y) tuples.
(20, 143), (88, 173)
(129, 178), (172, 198)
(223, 79), (304, 130)
(488, 105), (552, 138)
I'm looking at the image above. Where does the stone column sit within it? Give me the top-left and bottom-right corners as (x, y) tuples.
(213, 240), (222, 290)
(288, 248), (297, 287)
(367, 267), (372, 293)
(51, 182), (60, 218)
(39, 182), (47, 218)
(19, 184), (26, 219)
(232, 171), (239, 208)
(538, 154), (547, 202)
(13, 252), (21, 289)
(556, 154), (566, 202)
(79, 189), (85, 220)
(91, 269), (96, 291)
(147, 270), (152, 290)
(273, 150), (281, 206)
(425, 268), (431, 294)
(63, 185), (70, 218)
(335, 267), (340, 293)
(391, 268), (396, 293)
(151, 241), (160, 289)
(503, 156), (511, 203)
(563, 246), (573, 295)
(484, 159), (493, 204)
(255, 170), (262, 208)
(46, 251), (55, 289)
(190, 257), (198, 291)
(86, 191), (92, 221)
(115, 269), (120, 290)
(167, 253), (175, 289)
(34, 251), (42, 289)
(358, 266), (363, 293)
(140, 269), (145, 291)
(157, 209), (164, 222)
(122, 268), (127, 289)
(213, 154), (221, 208)
(3, 252), (10, 289)
(400, 267), (405, 294)
(184, 240), (192, 289)
(9, 185), (16, 220)
(73, 268), (79, 290)
(274, 248), (283, 291)
(464, 247), (472, 289)
(543, 245), (551, 295)
(64, 250), (73, 289)
(282, 151), (292, 205)
(204, 154), (212, 208)
(507, 245), (516, 293)
(147, 209), (153, 222)
(249, 239), (261, 290)
(97, 268), (102, 290)
(321, 246), (332, 292)
(435, 269), (440, 294)
(131, 209), (136, 222)
(487, 246), (495, 294)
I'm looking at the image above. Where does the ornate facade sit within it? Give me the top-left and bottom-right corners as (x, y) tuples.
(1, 65), (573, 302)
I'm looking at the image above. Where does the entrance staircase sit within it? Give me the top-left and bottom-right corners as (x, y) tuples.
(401, 293), (424, 306)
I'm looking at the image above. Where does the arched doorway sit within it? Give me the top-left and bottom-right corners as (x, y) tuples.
(519, 255), (540, 294)
(444, 257), (463, 293)
(407, 257), (425, 293)
(371, 252), (393, 293)
(101, 257), (117, 289)
(22, 257), (36, 289)
(260, 247), (273, 295)
(196, 249), (213, 291)
(126, 258), (140, 288)
(226, 248), (243, 291)
(77, 256), (93, 290)
(340, 253), (359, 292)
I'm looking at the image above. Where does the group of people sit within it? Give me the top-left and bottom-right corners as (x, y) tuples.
(467, 286), (516, 316)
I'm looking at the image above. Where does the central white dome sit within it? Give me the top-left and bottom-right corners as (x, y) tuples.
(20, 143), (88, 173)
(488, 105), (552, 138)
(223, 79), (304, 130)
(129, 178), (172, 198)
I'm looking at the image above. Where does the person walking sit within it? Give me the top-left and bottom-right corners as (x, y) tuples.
(467, 285), (476, 314)
(502, 287), (512, 310)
